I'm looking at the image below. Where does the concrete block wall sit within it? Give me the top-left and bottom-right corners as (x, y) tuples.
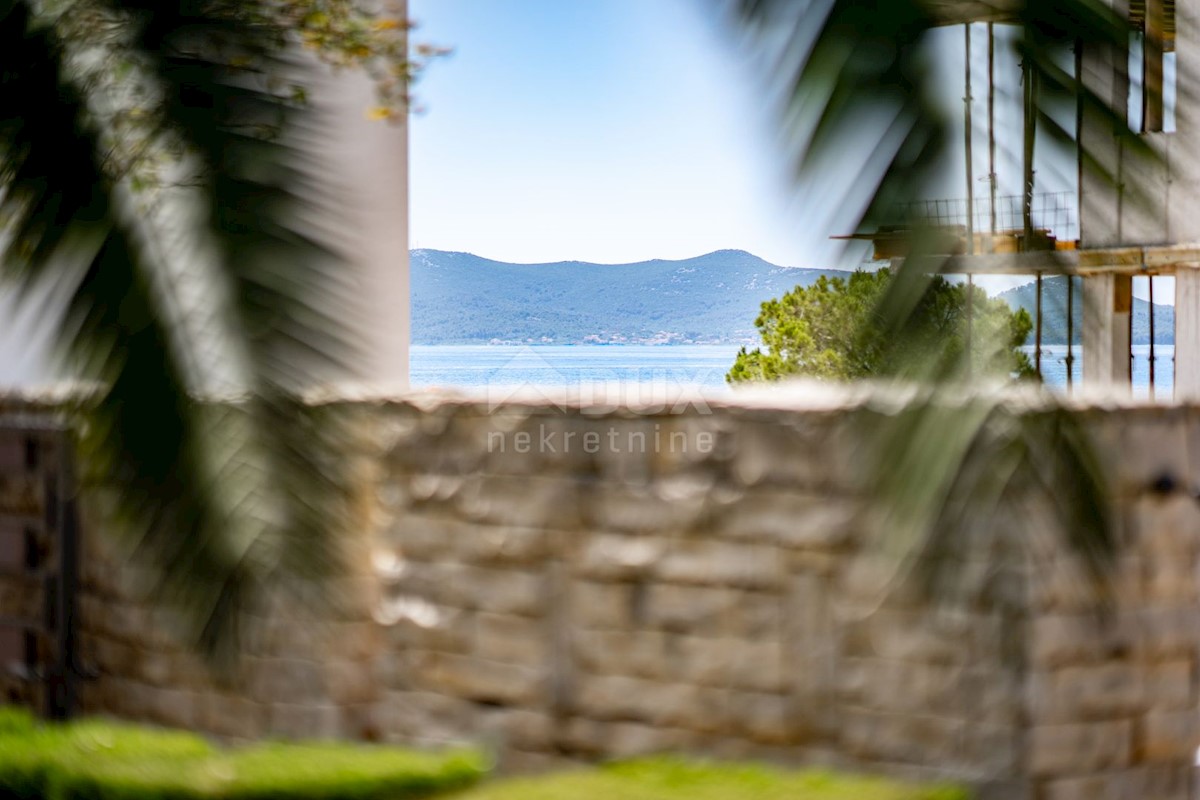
(0, 390), (1194, 797)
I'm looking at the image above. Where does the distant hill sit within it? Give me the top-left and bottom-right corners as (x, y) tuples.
(411, 249), (848, 345)
(996, 276), (1174, 345)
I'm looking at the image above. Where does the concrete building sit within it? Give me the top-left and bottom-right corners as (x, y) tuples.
(875, 1), (1200, 398)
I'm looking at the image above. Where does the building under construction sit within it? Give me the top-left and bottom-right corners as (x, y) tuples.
(846, 0), (1195, 397)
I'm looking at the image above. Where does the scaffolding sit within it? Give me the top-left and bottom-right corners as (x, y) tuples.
(837, 15), (1182, 399)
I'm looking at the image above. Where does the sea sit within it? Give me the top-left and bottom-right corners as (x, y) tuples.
(411, 344), (1176, 398)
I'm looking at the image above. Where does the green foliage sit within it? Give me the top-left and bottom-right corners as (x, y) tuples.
(727, 270), (1034, 383)
(0, 719), (213, 799)
(0, 713), (484, 800)
(446, 757), (968, 800)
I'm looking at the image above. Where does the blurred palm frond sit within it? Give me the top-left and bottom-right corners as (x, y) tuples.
(731, 0), (1136, 597)
(0, 0), (358, 659)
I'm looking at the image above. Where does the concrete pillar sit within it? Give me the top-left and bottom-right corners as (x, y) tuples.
(1175, 267), (1200, 400)
(305, 0), (410, 390)
(1082, 273), (1132, 388)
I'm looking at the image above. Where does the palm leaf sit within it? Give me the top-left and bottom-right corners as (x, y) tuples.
(0, 0), (357, 659)
(730, 0), (1138, 599)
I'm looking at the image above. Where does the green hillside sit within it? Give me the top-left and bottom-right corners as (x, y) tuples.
(996, 276), (1173, 345)
(410, 249), (847, 345)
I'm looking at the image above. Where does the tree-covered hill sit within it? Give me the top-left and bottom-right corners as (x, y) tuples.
(411, 249), (848, 344)
(410, 251), (1177, 346)
(996, 276), (1174, 345)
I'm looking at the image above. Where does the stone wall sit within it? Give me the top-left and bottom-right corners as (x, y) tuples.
(2, 389), (1197, 799)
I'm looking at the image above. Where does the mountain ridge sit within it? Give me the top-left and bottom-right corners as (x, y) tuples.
(411, 248), (848, 345)
(411, 249), (1176, 346)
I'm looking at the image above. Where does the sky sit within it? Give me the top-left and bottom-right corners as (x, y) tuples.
(407, 0), (822, 267)
(405, 1), (1169, 301)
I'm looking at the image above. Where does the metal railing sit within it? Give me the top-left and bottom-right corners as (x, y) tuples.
(888, 191), (1079, 244)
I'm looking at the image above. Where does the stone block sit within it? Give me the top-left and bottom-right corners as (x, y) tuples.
(669, 636), (735, 686)
(414, 652), (546, 707)
(457, 475), (581, 530)
(841, 709), (965, 765)
(562, 718), (695, 758)
(1030, 558), (1108, 613)
(137, 650), (176, 687)
(571, 581), (632, 629)
(376, 690), (473, 742)
(572, 629), (668, 679)
(719, 491), (857, 549)
(145, 687), (196, 730)
(1029, 614), (1132, 669)
(725, 690), (789, 744)
(841, 610), (968, 664)
(585, 485), (707, 535)
(475, 707), (556, 751)
(1026, 663), (1143, 723)
(959, 667), (1023, 727)
(380, 597), (473, 653)
(397, 563), (543, 617)
(385, 515), (457, 561)
(1144, 555), (1199, 605)
(958, 723), (1021, 777)
(1041, 767), (1192, 800)
(324, 659), (378, 706)
(195, 692), (265, 740)
(1129, 607), (1200, 659)
(839, 658), (965, 715)
(459, 526), (554, 565)
(723, 419), (835, 489)
(574, 674), (724, 731)
(719, 639), (785, 693)
(1144, 660), (1194, 710)
(91, 637), (136, 678)
(269, 702), (343, 740)
(475, 612), (548, 666)
(251, 658), (326, 704)
(1027, 721), (1132, 776)
(574, 534), (666, 582)
(462, 566), (547, 617)
(1133, 495), (1200, 559)
(642, 585), (733, 633)
(1112, 408), (1190, 494)
(1142, 709), (1200, 761)
(658, 541), (782, 590)
(647, 585), (780, 638)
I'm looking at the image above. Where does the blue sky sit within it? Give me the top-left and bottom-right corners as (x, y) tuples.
(407, 0), (820, 266)
(405, 2), (1169, 302)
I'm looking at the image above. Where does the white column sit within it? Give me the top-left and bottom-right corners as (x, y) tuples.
(1175, 267), (1200, 400)
(1082, 273), (1132, 389)
(305, 0), (410, 390)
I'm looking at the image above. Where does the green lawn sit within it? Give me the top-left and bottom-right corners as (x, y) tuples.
(0, 707), (969, 800)
(446, 758), (969, 800)
(0, 707), (485, 800)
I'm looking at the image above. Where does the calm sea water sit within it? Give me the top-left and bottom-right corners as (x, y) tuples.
(411, 344), (1175, 396)
(1030, 345), (1174, 398)
(411, 345), (742, 390)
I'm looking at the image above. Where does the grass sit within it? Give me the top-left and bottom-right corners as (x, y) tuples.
(444, 758), (970, 800)
(52, 741), (487, 800)
(0, 708), (970, 800)
(0, 707), (486, 800)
